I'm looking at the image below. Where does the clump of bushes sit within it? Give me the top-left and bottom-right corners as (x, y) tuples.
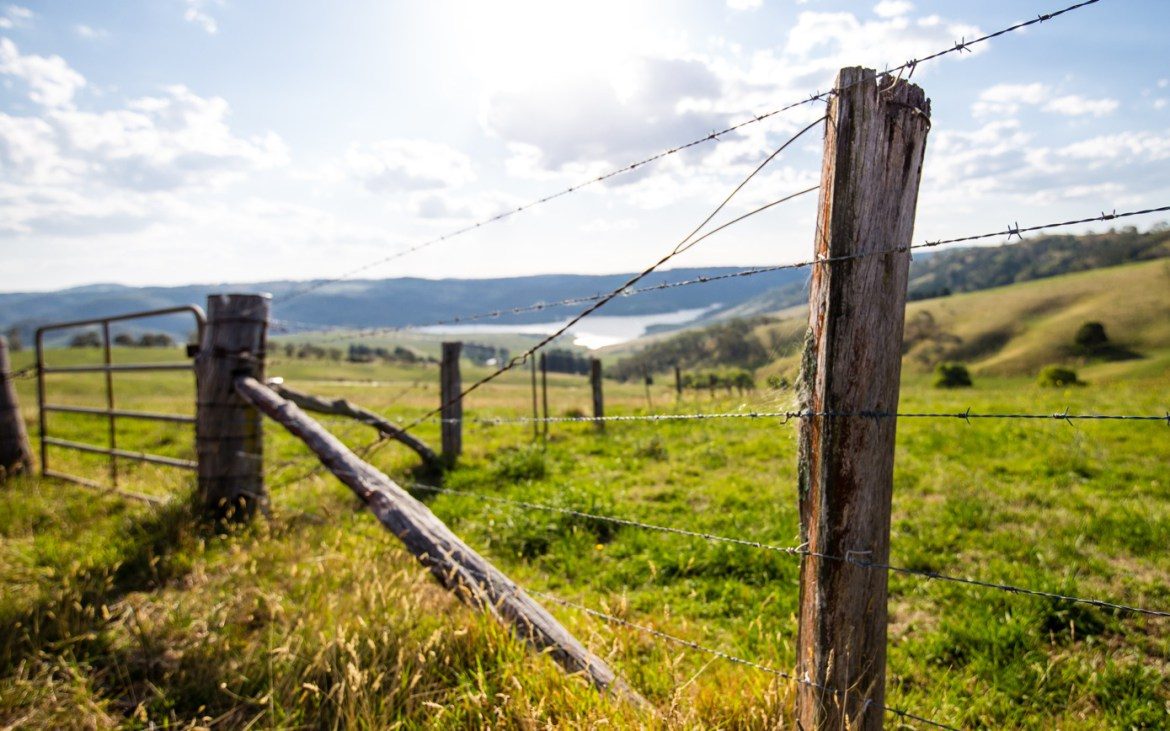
(1037, 365), (1082, 387)
(765, 374), (791, 390)
(680, 368), (756, 396)
(1074, 322), (1109, 352)
(933, 362), (972, 388)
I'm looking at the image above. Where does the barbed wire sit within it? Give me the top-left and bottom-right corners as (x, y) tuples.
(409, 482), (805, 554)
(410, 482), (1170, 619)
(274, 0), (1100, 305)
(421, 408), (1170, 426)
(530, 590), (958, 730)
(269, 202), (1169, 347)
(396, 120), (825, 435)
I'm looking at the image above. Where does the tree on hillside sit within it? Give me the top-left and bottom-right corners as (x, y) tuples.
(1074, 322), (1109, 351)
(69, 331), (101, 348)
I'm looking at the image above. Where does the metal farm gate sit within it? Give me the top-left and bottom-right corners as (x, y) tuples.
(35, 305), (206, 500)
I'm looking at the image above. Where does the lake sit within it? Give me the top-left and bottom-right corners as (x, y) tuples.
(416, 305), (719, 349)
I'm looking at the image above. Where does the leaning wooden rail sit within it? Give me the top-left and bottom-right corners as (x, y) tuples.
(232, 376), (646, 706)
(265, 378), (440, 470)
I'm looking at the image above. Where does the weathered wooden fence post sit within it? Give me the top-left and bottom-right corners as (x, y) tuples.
(0, 335), (33, 480)
(196, 293), (269, 521)
(674, 364), (682, 398)
(795, 67), (930, 730)
(440, 342), (462, 465)
(590, 358), (604, 432)
(539, 352), (549, 442)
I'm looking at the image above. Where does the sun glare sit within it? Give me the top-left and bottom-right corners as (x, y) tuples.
(448, 0), (657, 90)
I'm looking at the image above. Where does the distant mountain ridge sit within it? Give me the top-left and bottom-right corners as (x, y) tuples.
(696, 225), (1170, 324)
(5, 226), (1167, 345)
(0, 267), (806, 342)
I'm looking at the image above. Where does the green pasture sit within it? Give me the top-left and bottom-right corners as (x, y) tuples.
(1, 328), (1168, 728)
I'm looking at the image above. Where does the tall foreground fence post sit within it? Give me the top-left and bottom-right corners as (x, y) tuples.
(440, 342), (462, 464)
(795, 67), (930, 730)
(196, 294), (269, 520)
(590, 358), (604, 432)
(0, 336), (33, 480)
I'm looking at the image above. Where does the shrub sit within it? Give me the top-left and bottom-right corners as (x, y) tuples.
(933, 362), (972, 388)
(1037, 365), (1081, 387)
(1074, 322), (1109, 351)
(766, 374), (791, 390)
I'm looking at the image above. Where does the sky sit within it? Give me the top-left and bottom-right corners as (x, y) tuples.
(1, 0), (1168, 292)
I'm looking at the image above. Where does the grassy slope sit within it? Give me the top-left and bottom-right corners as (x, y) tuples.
(2, 310), (1169, 728)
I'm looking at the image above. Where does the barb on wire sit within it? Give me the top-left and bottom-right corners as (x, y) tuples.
(532, 590), (959, 731)
(275, 0), (1099, 303)
(397, 118), (824, 435)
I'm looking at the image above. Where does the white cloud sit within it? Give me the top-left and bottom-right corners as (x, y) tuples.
(874, 1), (913, 18)
(74, 24), (109, 41)
(1058, 130), (1170, 163)
(0, 37), (86, 108)
(482, 6), (979, 214)
(973, 83), (1116, 119)
(727, 0), (762, 10)
(0, 5), (32, 30)
(1042, 94), (1119, 117)
(184, 0), (221, 34)
(0, 44), (288, 239)
(345, 139), (475, 194)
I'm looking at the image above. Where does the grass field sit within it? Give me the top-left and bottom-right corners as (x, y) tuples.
(2, 283), (1169, 728)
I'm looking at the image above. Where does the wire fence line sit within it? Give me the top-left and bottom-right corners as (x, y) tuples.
(273, 0), (1101, 305)
(268, 202), (1170, 346)
(416, 408), (1170, 426)
(408, 482), (1170, 619)
(529, 590), (961, 731)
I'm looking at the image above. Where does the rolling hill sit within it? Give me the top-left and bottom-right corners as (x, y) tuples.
(606, 258), (1170, 381)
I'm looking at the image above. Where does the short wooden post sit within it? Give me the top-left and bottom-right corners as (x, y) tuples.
(674, 364), (682, 398)
(0, 336), (33, 480)
(589, 358), (604, 432)
(196, 293), (269, 521)
(539, 353), (549, 442)
(440, 342), (462, 464)
(795, 67), (930, 730)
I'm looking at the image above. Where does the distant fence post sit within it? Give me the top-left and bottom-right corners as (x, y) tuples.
(539, 353), (549, 442)
(590, 358), (604, 432)
(529, 356), (539, 441)
(795, 67), (930, 731)
(674, 364), (682, 398)
(0, 336), (33, 481)
(440, 342), (462, 465)
(196, 293), (270, 521)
